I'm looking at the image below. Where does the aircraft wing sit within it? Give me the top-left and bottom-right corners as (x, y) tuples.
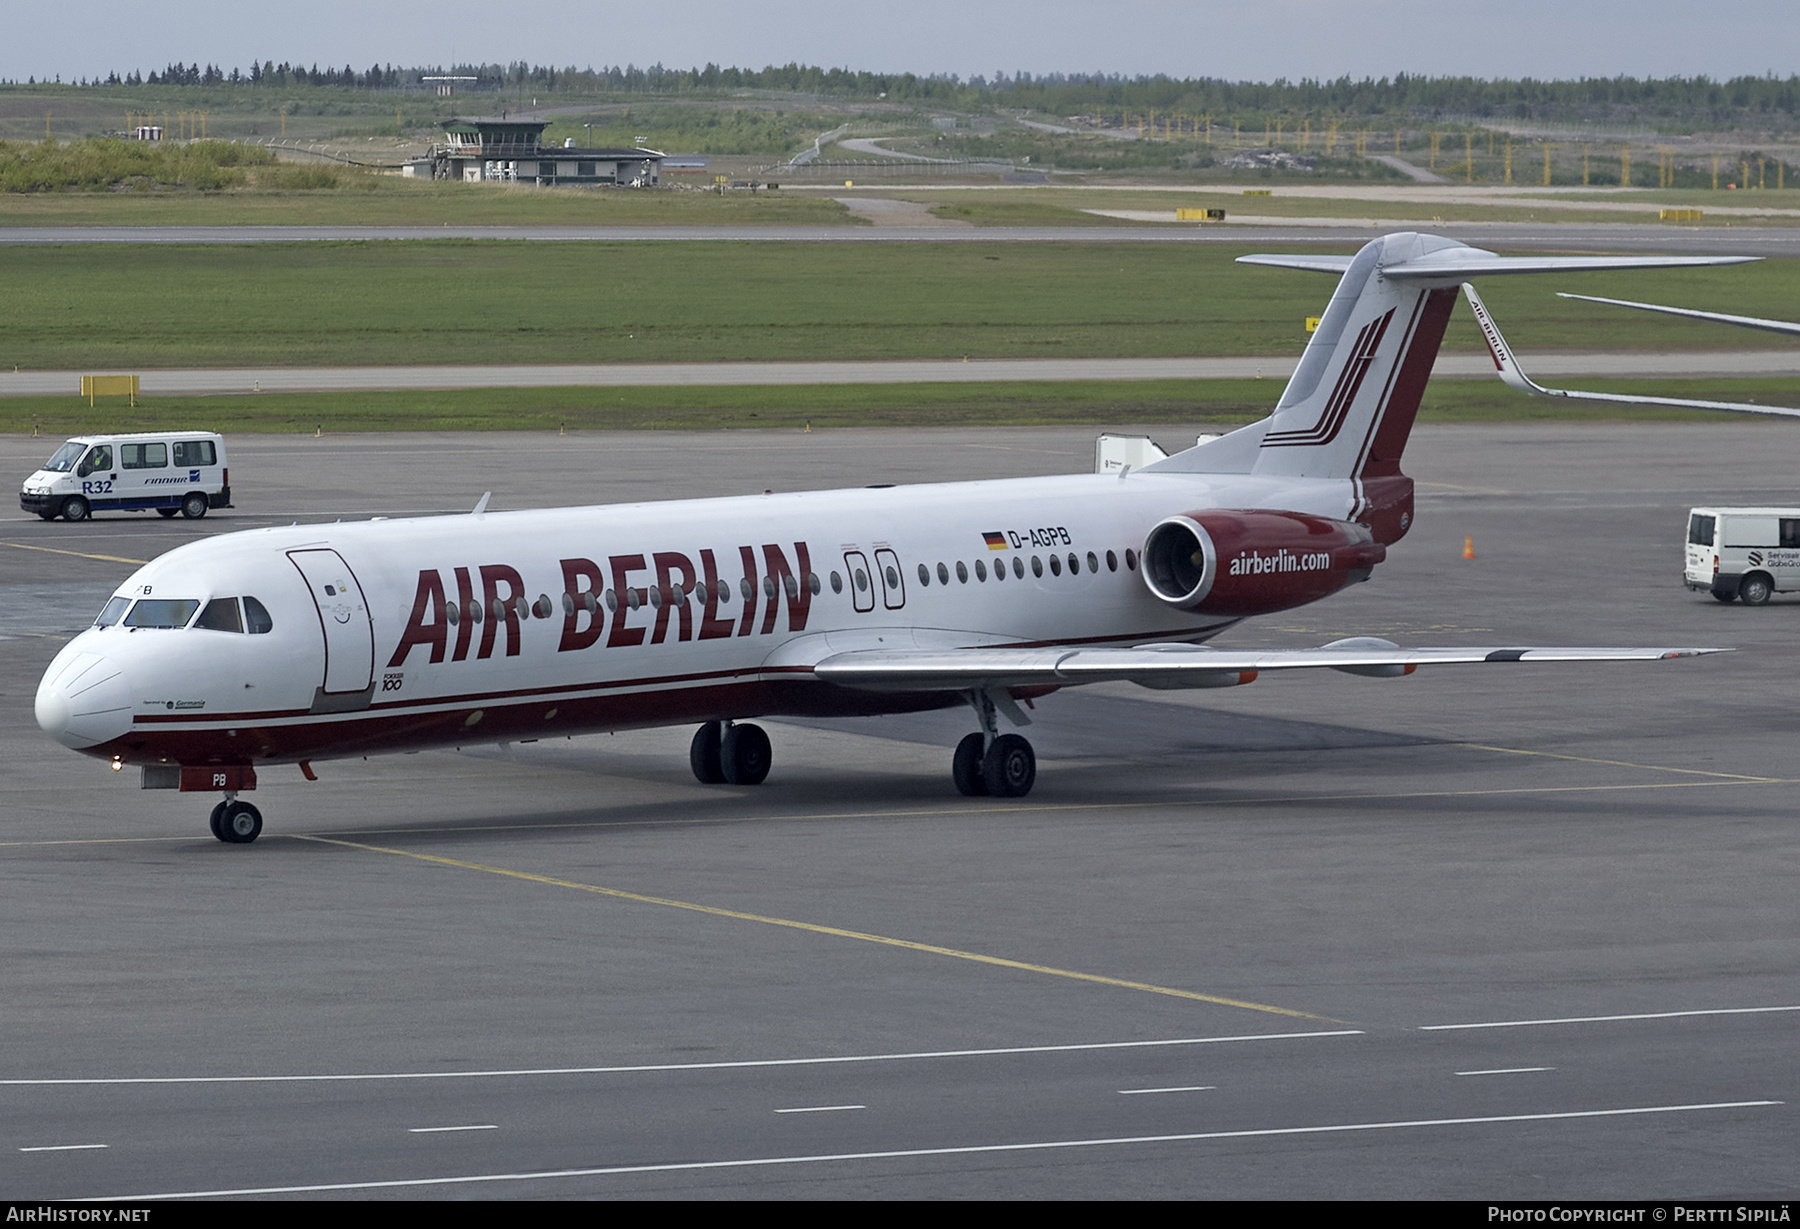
(1463, 283), (1800, 418)
(813, 639), (1722, 693)
(1558, 293), (1800, 339)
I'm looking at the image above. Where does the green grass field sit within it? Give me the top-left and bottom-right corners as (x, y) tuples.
(0, 180), (855, 227)
(2, 241), (1796, 373)
(7, 376), (1799, 441)
(5, 181), (1795, 228)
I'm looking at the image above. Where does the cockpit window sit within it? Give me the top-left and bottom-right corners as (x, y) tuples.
(243, 596), (274, 635)
(95, 596), (129, 627)
(195, 597), (244, 633)
(44, 442), (86, 473)
(123, 599), (200, 628)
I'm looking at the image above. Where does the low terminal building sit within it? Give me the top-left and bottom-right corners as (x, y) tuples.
(406, 117), (663, 186)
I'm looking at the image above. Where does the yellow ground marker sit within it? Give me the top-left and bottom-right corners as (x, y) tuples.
(298, 833), (1334, 1022)
(1459, 743), (1780, 783)
(3, 541), (149, 566)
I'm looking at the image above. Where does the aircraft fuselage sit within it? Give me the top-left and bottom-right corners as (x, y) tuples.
(37, 468), (1355, 770)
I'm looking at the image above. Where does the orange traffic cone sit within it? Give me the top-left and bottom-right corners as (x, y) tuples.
(1462, 535), (1476, 559)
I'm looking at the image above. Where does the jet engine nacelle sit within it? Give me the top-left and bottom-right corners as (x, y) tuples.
(1141, 510), (1386, 616)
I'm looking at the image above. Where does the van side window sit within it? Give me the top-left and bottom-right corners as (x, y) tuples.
(173, 440), (216, 467)
(195, 597), (244, 633)
(121, 442), (168, 470)
(243, 596), (274, 634)
(1782, 520), (1800, 549)
(1688, 514), (1715, 547)
(78, 445), (112, 477)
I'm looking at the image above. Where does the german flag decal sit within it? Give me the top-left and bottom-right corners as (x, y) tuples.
(982, 531), (1008, 550)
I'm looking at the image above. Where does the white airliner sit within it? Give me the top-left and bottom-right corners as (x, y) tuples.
(34, 232), (1749, 844)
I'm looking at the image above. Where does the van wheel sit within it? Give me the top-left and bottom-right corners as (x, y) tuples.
(157, 507), (179, 518)
(60, 496), (89, 522)
(1739, 573), (1774, 606)
(1711, 590), (1736, 603)
(180, 493), (208, 520)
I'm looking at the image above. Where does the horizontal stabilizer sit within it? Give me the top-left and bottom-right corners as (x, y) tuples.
(1240, 246), (1756, 284)
(1236, 255), (1355, 274)
(1558, 293), (1800, 339)
(813, 641), (1723, 693)
(1465, 283), (1800, 418)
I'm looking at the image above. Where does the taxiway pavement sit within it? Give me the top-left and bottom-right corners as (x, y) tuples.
(1, 222), (1798, 257)
(5, 350), (1800, 398)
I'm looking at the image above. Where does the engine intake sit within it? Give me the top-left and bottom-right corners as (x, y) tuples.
(1142, 510), (1385, 616)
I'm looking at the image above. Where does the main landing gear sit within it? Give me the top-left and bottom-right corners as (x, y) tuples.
(690, 720), (773, 786)
(208, 794), (263, 844)
(952, 690), (1037, 798)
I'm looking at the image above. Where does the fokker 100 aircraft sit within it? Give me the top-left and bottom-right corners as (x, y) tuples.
(34, 232), (1751, 844)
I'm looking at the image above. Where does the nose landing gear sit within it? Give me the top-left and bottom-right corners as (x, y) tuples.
(208, 793), (263, 844)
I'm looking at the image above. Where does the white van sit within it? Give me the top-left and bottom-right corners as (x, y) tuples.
(1684, 506), (1800, 604)
(20, 432), (231, 523)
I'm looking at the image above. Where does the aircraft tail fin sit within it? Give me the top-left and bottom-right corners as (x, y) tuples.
(1246, 233), (1465, 486)
(1149, 232), (1756, 543)
(1242, 233), (1462, 544)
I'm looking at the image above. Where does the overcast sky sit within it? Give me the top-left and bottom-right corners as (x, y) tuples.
(9, 1), (1797, 86)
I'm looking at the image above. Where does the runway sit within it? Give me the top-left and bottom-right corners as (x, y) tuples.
(1, 222), (1798, 257)
(5, 351), (1799, 398)
(2, 424), (1796, 1199)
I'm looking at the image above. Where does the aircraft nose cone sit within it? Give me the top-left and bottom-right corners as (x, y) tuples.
(36, 650), (132, 750)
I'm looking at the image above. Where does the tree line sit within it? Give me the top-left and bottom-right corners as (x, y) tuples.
(22, 61), (1800, 124)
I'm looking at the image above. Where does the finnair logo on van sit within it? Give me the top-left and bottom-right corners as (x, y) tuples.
(1229, 549), (1331, 576)
(146, 471), (203, 485)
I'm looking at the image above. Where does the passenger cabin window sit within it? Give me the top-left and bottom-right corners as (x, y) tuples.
(124, 598), (200, 628)
(196, 597), (243, 633)
(121, 442), (168, 470)
(173, 440), (216, 467)
(1782, 520), (1800, 549)
(1688, 515), (1716, 547)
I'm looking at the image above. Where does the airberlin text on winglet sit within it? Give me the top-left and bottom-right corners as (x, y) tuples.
(387, 543), (815, 667)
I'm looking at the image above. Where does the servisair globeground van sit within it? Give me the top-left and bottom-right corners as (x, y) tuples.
(20, 432), (230, 522)
(1685, 507), (1800, 604)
